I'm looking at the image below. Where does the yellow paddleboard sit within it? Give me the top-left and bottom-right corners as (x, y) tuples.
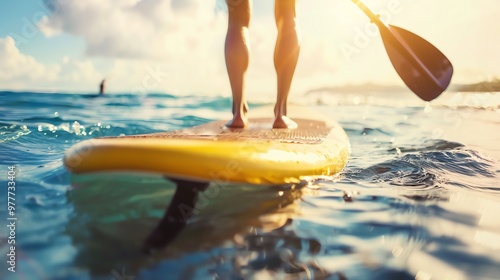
(64, 106), (350, 185)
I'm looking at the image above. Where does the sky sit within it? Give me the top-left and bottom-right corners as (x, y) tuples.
(0, 0), (499, 96)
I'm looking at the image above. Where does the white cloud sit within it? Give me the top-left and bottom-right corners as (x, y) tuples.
(3, 0), (499, 94)
(0, 36), (101, 91)
(33, 0), (240, 94)
(38, 0), (226, 60)
(34, 0), (352, 96)
(57, 58), (102, 87)
(0, 36), (51, 82)
(0, 37), (64, 92)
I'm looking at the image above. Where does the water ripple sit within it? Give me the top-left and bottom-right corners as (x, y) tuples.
(2, 91), (500, 280)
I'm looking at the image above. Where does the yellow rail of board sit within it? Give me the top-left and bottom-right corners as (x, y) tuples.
(64, 125), (350, 185)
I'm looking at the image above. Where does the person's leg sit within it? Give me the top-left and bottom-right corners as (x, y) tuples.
(225, 0), (251, 128)
(274, 0), (300, 129)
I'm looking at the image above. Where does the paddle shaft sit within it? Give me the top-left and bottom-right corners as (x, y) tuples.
(351, 0), (382, 25)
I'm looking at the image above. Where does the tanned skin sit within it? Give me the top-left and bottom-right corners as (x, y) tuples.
(225, 0), (300, 129)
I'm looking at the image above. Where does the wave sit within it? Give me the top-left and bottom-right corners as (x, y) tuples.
(346, 140), (500, 197)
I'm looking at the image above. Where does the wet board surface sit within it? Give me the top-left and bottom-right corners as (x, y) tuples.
(64, 106), (350, 185)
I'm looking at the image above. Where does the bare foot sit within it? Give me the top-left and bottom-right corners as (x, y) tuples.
(273, 115), (298, 129)
(228, 101), (249, 128)
(226, 113), (248, 128)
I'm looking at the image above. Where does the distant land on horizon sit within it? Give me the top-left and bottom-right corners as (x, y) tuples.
(2, 79), (499, 95)
(306, 80), (500, 95)
(452, 79), (500, 92)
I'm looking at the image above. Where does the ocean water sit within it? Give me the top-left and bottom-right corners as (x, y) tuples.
(0, 90), (499, 280)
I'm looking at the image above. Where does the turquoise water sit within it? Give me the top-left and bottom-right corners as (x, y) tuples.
(0, 90), (499, 280)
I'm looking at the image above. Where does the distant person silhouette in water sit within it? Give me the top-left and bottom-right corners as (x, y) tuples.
(99, 79), (106, 95)
(225, 0), (300, 128)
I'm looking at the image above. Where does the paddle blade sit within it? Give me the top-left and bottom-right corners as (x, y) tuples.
(381, 25), (453, 101)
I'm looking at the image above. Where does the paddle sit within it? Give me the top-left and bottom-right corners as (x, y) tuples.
(351, 0), (453, 101)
